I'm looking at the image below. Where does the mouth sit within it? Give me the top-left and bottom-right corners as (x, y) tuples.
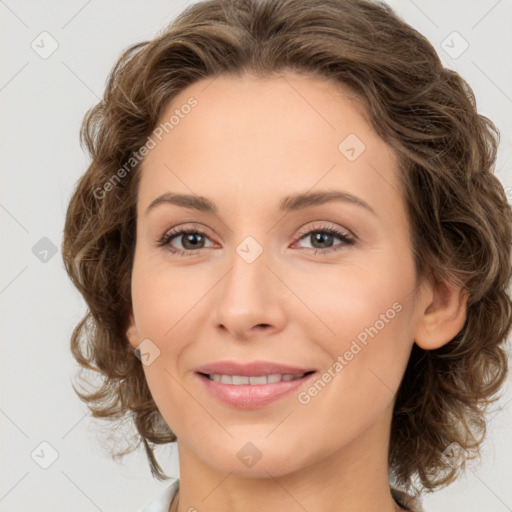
(198, 371), (316, 385)
(195, 370), (317, 409)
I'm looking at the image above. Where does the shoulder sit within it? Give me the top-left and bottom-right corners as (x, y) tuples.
(139, 478), (180, 512)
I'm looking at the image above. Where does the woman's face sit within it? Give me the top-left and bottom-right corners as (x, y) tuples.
(126, 71), (430, 477)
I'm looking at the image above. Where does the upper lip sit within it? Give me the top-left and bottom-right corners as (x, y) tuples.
(195, 360), (316, 377)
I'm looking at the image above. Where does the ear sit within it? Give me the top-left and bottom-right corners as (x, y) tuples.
(125, 311), (140, 350)
(414, 275), (469, 350)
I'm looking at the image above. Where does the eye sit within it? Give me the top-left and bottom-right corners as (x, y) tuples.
(292, 222), (355, 254)
(157, 221), (355, 257)
(157, 225), (216, 256)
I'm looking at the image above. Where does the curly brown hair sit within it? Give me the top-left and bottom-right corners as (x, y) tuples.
(61, 0), (512, 495)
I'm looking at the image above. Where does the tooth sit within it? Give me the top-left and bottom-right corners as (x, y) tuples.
(220, 374), (232, 384)
(282, 374), (300, 381)
(232, 375), (250, 385)
(249, 375), (268, 385)
(210, 373), (306, 385)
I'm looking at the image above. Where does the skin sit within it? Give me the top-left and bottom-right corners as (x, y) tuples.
(125, 70), (468, 512)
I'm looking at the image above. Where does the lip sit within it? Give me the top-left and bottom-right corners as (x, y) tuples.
(194, 360), (315, 377)
(194, 360), (317, 409)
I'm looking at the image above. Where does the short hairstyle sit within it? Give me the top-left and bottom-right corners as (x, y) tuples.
(62, 0), (512, 495)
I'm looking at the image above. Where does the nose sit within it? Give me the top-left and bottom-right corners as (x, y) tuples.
(213, 246), (287, 341)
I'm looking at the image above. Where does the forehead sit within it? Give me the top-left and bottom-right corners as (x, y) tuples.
(137, 71), (402, 219)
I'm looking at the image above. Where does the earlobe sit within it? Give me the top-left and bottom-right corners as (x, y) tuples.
(414, 276), (469, 351)
(125, 312), (139, 349)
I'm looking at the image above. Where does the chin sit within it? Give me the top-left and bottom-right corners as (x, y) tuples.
(197, 439), (311, 478)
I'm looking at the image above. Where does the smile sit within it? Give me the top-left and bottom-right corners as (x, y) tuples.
(196, 371), (316, 408)
(204, 372), (310, 384)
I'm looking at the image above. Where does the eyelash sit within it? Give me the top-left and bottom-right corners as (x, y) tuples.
(157, 222), (355, 257)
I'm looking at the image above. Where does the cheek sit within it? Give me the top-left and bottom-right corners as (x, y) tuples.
(300, 256), (415, 390)
(289, 258), (407, 339)
(131, 256), (203, 340)
(132, 263), (196, 428)
(298, 294), (413, 451)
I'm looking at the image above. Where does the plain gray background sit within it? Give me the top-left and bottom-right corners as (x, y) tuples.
(1, 0), (511, 511)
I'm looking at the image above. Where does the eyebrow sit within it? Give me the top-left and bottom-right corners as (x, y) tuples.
(145, 190), (377, 216)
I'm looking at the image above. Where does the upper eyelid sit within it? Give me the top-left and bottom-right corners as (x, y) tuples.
(161, 221), (354, 245)
(295, 221), (353, 238)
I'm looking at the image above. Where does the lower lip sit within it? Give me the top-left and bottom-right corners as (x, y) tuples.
(196, 372), (316, 409)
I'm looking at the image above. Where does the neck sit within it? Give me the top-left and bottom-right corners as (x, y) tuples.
(172, 403), (405, 512)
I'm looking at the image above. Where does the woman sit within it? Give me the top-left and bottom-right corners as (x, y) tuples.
(62, 0), (512, 511)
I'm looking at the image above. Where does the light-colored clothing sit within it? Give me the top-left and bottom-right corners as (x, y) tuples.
(140, 478), (179, 512)
(140, 477), (425, 512)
